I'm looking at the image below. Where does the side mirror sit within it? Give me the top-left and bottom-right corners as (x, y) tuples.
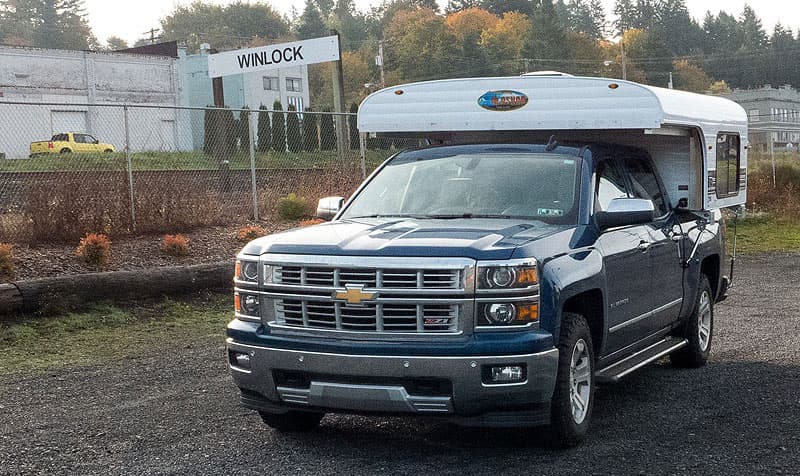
(316, 196), (345, 221)
(595, 198), (655, 230)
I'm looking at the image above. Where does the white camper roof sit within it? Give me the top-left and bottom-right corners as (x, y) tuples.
(357, 75), (747, 134)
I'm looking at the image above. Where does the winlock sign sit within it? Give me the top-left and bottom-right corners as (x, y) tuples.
(208, 35), (340, 78)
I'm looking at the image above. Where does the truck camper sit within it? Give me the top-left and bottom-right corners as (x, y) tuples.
(226, 74), (747, 447)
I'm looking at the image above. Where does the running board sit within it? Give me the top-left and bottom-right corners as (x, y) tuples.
(595, 337), (688, 383)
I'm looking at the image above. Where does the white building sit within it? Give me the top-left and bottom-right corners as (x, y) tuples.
(0, 44), (191, 159)
(724, 85), (800, 151)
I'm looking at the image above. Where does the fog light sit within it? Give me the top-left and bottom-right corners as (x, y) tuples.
(229, 350), (252, 370)
(242, 294), (260, 315)
(483, 364), (526, 384)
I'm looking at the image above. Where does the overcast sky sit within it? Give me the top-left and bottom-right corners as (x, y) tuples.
(85, 0), (800, 47)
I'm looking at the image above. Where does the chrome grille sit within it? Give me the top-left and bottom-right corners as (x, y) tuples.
(276, 299), (459, 333)
(274, 265), (461, 289)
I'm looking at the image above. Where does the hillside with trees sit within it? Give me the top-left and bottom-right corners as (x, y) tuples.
(2, 0), (799, 108)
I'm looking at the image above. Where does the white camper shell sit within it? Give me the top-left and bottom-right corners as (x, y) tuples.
(357, 75), (748, 211)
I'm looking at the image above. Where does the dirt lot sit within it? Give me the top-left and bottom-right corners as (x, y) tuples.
(1, 254), (799, 475)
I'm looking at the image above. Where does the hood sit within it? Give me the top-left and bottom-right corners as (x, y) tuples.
(241, 218), (569, 260)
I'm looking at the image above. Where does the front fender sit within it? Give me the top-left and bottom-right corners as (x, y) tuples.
(539, 248), (605, 342)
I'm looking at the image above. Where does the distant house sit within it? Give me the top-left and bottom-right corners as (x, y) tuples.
(723, 85), (800, 152)
(179, 44), (311, 150)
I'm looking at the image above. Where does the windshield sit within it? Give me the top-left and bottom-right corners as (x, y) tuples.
(341, 146), (581, 224)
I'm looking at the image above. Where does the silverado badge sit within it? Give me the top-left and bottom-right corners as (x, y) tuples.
(333, 284), (377, 305)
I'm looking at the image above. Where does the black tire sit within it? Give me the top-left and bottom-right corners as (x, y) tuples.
(548, 312), (595, 448)
(670, 275), (713, 368)
(258, 410), (324, 432)
(60, 148), (71, 154)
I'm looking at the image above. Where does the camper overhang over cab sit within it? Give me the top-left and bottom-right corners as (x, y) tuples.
(357, 74), (748, 211)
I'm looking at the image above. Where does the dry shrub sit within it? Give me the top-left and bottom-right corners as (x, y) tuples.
(0, 243), (14, 281)
(161, 234), (189, 257)
(260, 165), (363, 221)
(747, 161), (800, 218)
(299, 218), (325, 227)
(76, 233), (111, 266)
(277, 193), (312, 220)
(237, 225), (267, 242)
(21, 171), (237, 243)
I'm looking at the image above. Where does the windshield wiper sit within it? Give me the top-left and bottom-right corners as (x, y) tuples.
(424, 213), (514, 219)
(345, 214), (430, 219)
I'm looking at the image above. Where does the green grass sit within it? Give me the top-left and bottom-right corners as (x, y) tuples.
(731, 216), (800, 254)
(0, 150), (393, 172)
(0, 293), (231, 376)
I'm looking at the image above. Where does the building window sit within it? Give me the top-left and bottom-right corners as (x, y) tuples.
(263, 76), (279, 91)
(286, 78), (302, 92)
(288, 96), (304, 113)
(715, 133), (740, 199)
(749, 109), (760, 122)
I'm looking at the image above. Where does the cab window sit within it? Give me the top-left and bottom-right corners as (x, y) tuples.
(716, 133), (740, 198)
(622, 157), (669, 217)
(595, 159), (629, 212)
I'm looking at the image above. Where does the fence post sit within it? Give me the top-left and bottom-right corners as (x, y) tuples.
(359, 132), (367, 179)
(248, 109), (260, 221)
(124, 105), (136, 232)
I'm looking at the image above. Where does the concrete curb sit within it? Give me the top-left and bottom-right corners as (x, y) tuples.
(0, 260), (234, 318)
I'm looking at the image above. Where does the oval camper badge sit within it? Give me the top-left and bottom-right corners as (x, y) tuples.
(478, 90), (529, 111)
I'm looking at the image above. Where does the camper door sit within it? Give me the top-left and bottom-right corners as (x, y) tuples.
(705, 130), (748, 210)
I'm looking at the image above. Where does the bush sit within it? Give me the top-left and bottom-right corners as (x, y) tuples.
(302, 110), (318, 151)
(320, 109), (336, 151)
(287, 105), (302, 153)
(277, 193), (311, 220)
(161, 234), (189, 257)
(237, 225), (267, 242)
(257, 105), (271, 153)
(76, 233), (111, 266)
(271, 101), (285, 152)
(239, 107), (251, 152)
(0, 243), (14, 281)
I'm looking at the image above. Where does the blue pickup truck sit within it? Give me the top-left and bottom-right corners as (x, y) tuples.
(226, 74), (747, 447)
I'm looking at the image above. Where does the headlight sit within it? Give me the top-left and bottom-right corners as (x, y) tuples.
(477, 260), (538, 290)
(235, 259), (259, 283)
(234, 292), (261, 320)
(479, 301), (539, 327)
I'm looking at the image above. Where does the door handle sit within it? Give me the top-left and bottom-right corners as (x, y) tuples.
(638, 241), (651, 252)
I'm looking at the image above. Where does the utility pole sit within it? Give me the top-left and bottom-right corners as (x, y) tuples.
(376, 40), (386, 88)
(620, 34), (627, 81)
(668, 72), (674, 89)
(331, 30), (347, 157)
(142, 28), (161, 45)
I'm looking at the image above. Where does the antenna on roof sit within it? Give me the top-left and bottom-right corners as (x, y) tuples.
(545, 135), (558, 152)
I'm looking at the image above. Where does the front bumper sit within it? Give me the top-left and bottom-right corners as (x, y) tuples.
(226, 338), (559, 427)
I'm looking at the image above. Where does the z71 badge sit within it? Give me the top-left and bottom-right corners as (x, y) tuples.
(478, 90), (529, 111)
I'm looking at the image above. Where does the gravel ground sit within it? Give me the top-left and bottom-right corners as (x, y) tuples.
(8, 222), (295, 281)
(1, 254), (799, 475)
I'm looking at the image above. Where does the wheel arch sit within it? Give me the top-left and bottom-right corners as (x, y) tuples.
(562, 289), (605, 359)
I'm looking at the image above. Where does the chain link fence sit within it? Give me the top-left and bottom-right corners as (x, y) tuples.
(0, 102), (398, 243)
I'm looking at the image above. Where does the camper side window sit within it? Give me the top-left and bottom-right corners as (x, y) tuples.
(716, 133), (740, 198)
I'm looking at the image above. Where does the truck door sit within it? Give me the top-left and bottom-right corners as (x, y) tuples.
(622, 156), (684, 333)
(594, 158), (654, 354)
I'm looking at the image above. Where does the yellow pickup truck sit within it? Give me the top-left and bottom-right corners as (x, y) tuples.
(30, 133), (116, 157)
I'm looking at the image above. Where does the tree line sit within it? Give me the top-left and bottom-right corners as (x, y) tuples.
(2, 0), (800, 106)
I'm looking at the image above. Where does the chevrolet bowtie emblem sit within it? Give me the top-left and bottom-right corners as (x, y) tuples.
(333, 284), (377, 305)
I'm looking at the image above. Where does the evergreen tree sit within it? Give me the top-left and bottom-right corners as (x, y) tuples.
(297, 0), (328, 40)
(655, 0), (702, 56)
(257, 105), (271, 153)
(302, 109), (319, 151)
(0, 0), (97, 49)
(348, 103), (359, 150)
(319, 110), (336, 151)
(446, 0), (481, 13)
(612, 0), (636, 35)
(239, 107), (251, 153)
(526, 0), (571, 67)
(270, 101), (286, 152)
(286, 105), (302, 153)
(564, 0), (606, 40)
(481, 0), (532, 15)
